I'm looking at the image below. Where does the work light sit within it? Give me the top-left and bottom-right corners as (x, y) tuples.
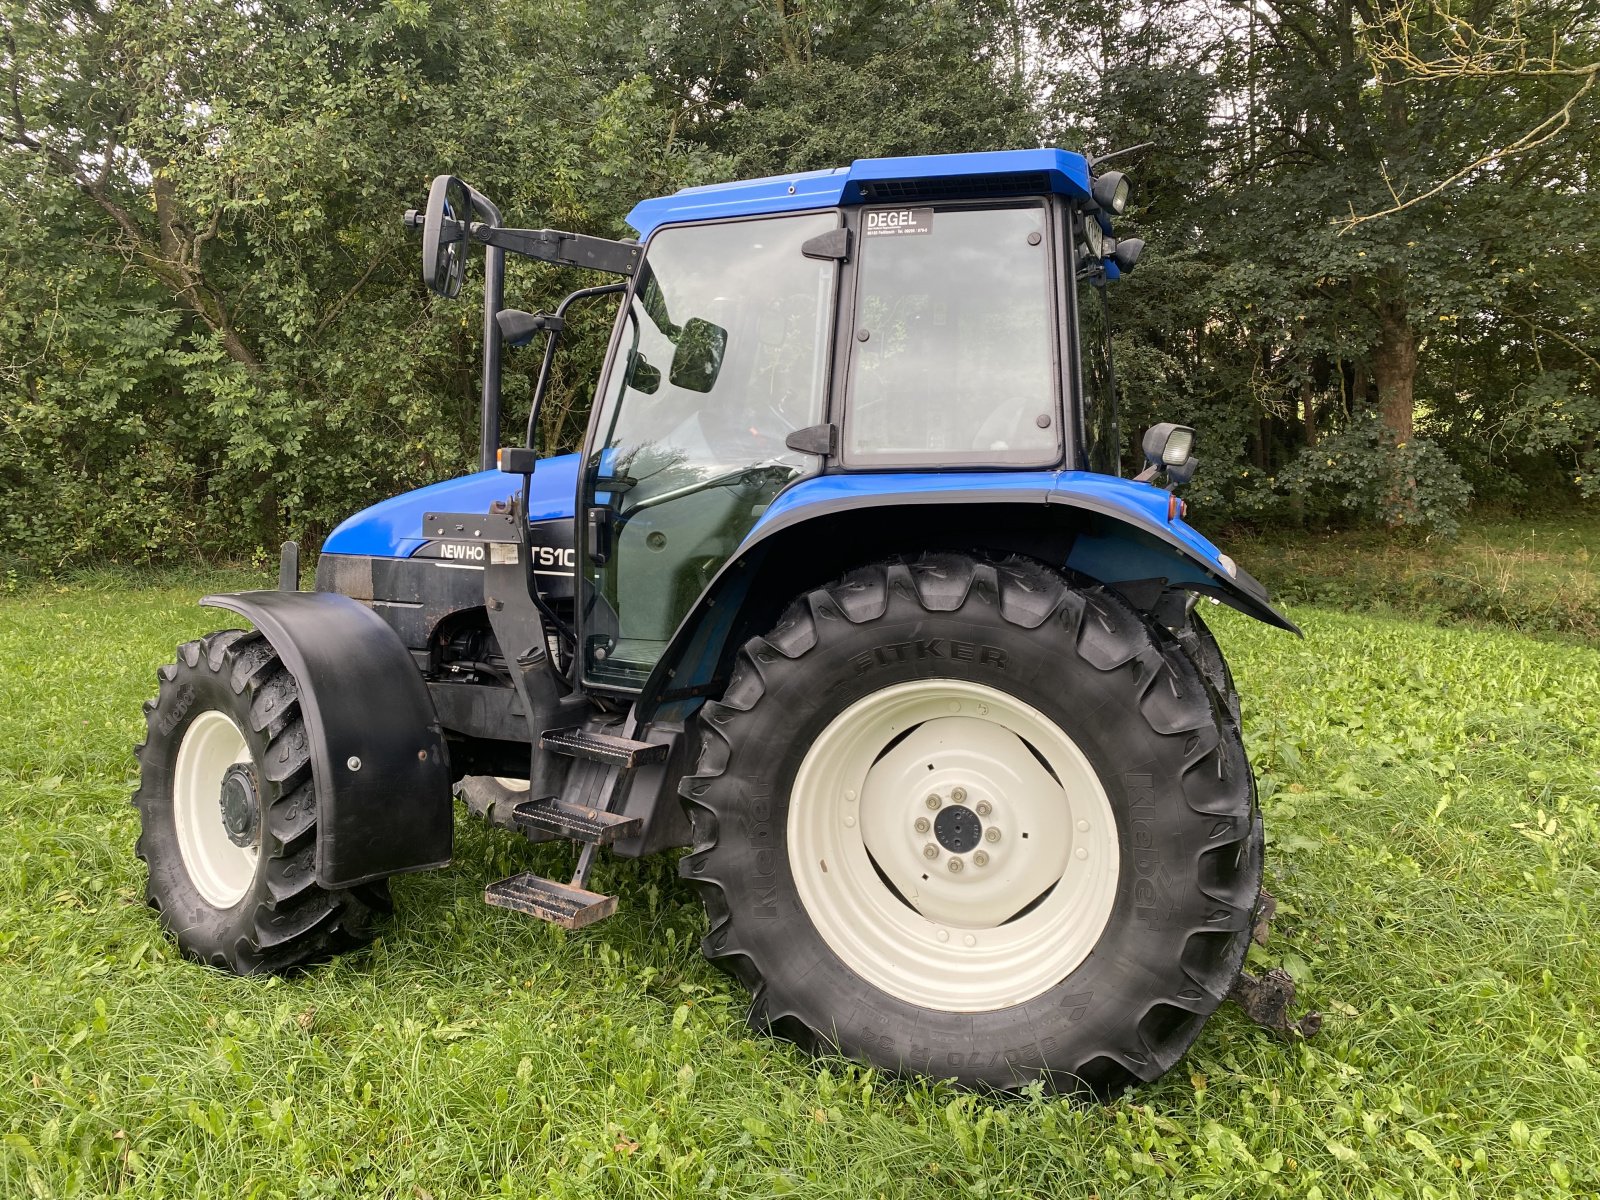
(1141, 422), (1195, 466)
(1113, 238), (1145, 272)
(1091, 171), (1131, 215)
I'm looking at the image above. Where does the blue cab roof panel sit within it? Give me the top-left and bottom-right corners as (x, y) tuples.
(626, 148), (1094, 237)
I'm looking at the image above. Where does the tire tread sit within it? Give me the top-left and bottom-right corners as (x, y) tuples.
(679, 554), (1260, 1093)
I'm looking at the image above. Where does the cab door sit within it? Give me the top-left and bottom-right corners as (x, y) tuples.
(577, 211), (842, 691)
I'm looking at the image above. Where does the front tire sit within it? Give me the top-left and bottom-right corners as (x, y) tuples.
(457, 775), (532, 830)
(133, 630), (390, 973)
(680, 556), (1261, 1093)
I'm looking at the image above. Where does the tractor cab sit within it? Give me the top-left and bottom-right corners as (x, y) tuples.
(135, 149), (1303, 1096)
(393, 151), (1179, 698)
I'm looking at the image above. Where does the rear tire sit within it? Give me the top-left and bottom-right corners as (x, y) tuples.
(680, 556), (1261, 1094)
(133, 630), (390, 973)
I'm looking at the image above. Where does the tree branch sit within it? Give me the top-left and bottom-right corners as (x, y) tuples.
(311, 249), (393, 340)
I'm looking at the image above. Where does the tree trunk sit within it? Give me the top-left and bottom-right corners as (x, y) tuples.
(1372, 297), (1417, 446)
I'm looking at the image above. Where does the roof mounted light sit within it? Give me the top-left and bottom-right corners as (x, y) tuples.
(1147, 422), (1195, 466)
(1112, 237), (1145, 273)
(1133, 422), (1199, 484)
(1091, 171), (1130, 215)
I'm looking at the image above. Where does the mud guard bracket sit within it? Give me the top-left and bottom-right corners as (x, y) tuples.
(201, 590), (453, 888)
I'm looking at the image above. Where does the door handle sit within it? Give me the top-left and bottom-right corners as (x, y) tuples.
(586, 505), (612, 566)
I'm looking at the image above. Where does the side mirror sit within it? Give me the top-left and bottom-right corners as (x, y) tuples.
(668, 317), (728, 393)
(626, 350), (661, 394)
(420, 175), (472, 298)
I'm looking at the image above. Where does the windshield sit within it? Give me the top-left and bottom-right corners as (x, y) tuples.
(581, 211), (839, 689)
(842, 203), (1059, 466)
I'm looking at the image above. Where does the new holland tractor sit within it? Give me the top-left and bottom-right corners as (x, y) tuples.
(133, 148), (1300, 1094)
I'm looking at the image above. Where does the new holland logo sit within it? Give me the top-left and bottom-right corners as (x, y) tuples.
(438, 542), (485, 561)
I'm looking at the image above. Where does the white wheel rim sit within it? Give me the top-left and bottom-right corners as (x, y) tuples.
(173, 710), (258, 908)
(788, 679), (1120, 1011)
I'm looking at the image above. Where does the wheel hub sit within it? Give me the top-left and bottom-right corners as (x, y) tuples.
(789, 679), (1120, 1011)
(932, 803), (982, 853)
(218, 763), (260, 848)
(173, 709), (258, 908)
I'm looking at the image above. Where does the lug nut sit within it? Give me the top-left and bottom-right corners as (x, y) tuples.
(947, 857), (964, 873)
(951, 786), (967, 803)
(985, 827), (1001, 843)
(914, 816), (931, 833)
(974, 850), (989, 867)
(975, 799), (992, 817)
(925, 794), (941, 810)
(923, 844), (939, 860)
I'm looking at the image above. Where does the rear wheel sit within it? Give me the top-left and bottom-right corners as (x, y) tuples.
(133, 630), (390, 973)
(681, 555), (1261, 1093)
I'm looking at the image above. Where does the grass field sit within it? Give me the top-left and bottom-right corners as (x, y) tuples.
(1228, 511), (1600, 644)
(2, 570), (1598, 1198)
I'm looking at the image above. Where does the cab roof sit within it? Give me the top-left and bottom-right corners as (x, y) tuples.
(625, 148), (1094, 238)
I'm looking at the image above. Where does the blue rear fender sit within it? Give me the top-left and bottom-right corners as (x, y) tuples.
(639, 468), (1297, 710)
(751, 469), (1289, 624)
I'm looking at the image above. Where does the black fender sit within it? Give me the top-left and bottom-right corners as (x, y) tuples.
(636, 486), (1299, 720)
(201, 590), (452, 888)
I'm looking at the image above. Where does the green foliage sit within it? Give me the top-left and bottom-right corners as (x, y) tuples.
(1277, 417), (1473, 537)
(3, 575), (1600, 1194)
(1, 0), (1596, 572)
(1229, 512), (1600, 641)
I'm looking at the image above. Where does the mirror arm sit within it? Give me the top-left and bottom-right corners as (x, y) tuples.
(524, 282), (628, 451)
(473, 225), (642, 277)
(474, 190), (505, 473)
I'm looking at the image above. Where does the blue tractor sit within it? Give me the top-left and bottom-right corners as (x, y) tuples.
(134, 149), (1299, 1094)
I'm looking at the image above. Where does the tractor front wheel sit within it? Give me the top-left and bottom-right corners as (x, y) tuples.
(680, 555), (1260, 1094)
(133, 630), (390, 973)
(457, 775), (532, 830)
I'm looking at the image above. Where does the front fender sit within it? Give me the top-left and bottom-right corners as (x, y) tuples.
(200, 590), (453, 888)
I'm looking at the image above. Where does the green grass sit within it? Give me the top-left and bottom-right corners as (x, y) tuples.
(1226, 512), (1600, 643)
(2, 574), (1598, 1198)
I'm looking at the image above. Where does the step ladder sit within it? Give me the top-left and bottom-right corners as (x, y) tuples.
(483, 726), (666, 929)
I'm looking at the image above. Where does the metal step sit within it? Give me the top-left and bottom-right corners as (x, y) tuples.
(539, 726), (668, 769)
(485, 872), (618, 929)
(512, 797), (641, 845)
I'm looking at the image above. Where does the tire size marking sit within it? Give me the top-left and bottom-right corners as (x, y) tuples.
(849, 640), (1008, 675)
(739, 782), (779, 918)
(1126, 773), (1175, 931)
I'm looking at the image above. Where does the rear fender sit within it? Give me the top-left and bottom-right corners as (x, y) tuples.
(200, 590), (453, 888)
(637, 472), (1298, 719)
